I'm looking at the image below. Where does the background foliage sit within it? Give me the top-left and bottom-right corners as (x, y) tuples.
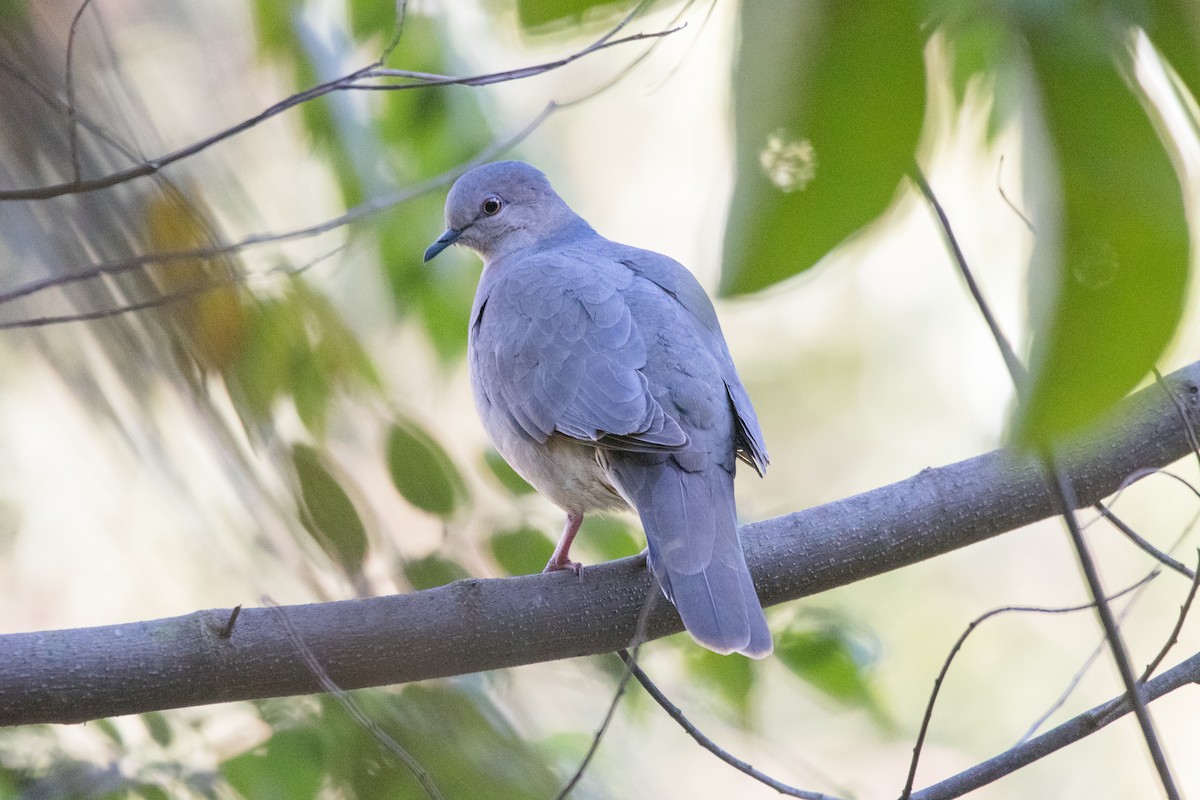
(0, 0), (1198, 797)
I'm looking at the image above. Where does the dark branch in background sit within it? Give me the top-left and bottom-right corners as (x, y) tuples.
(1093, 502), (1196, 579)
(900, 579), (1153, 799)
(554, 585), (659, 800)
(1140, 551), (1200, 681)
(617, 651), (833, 800)
(1, 359), (1198, 728)
(909, 649), (1200, 800)
(0, 245), (342, 329)
(0, 7), (679, 202)
(912, 165), (1182, 799)
(0, 103), (557, 319)
(1017, 499), (1200, 745)
(0, 1), (683, 323)
(268, 600), (442, 800)
(1155, 366), (1200, 472)
(1043, 456), (1179, 799)
(65, 0), (95, 183)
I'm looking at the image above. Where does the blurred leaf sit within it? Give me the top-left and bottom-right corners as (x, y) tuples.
(222, 728), (325, 800)
(685, 647), (755, 721)
(349, 0), (402, 43)
(144, 187), (249, 372)
(483, 447), (536, 496)
(229, 281), (379, 436)
(775, 624), (882, 717)
(578, 516), (641, 561)
(141, 711), (172, 748)
(249, 0), (299, 57)
(93, 717), (123, 745)
(516, 0), (629, 31)
(1140, 0), (1200, 104)
(941, 9), (1024, 139)
(386, 417), (468, 517)
(369, 16), (491, 363)
(316, 685), (560, 799)
(490, 526), (554, 575)
(1014, 18), (1190, 444)
(292, 444), (369, 575)
(721, 1), (926, 295)
(403, 553), (471, 590)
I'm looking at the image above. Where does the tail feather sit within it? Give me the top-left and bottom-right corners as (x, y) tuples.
(610, 454), (772, 659)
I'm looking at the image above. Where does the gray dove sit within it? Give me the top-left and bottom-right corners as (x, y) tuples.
(424, 161), (772, 658)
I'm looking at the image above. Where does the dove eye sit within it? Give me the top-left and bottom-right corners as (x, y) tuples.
(481, 196), (503, 216)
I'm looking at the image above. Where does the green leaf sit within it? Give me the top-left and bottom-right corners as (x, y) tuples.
(222, 728), (326, 800)
(386, 418), (467, 517)
(685, 647), (755, 721)
(775, 624), (882, 716)
(317, 685), (560, 799)
(1014, 18), (1190, 444)
(292, 444), (369, 575)
(490, 526), (554, 576)
(721, 1), (926, 295)
(483, 448), (536, 496)
(1140, 0), (1200, 105)
(403, 554), (471, 590)
(228, 283), (379, 436)
(516, 0), (629, 31)
(578, 516), (641, 561)
(348, 0), (402, 43)
(141, 711), (172, 748)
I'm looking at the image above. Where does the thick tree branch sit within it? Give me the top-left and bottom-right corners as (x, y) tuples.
(2, 360), (1198, 727)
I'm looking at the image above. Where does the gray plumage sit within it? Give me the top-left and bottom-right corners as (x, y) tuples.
(425, 161), (771, 658)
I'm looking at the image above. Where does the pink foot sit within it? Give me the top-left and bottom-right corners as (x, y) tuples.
(543, 511), (585, 577)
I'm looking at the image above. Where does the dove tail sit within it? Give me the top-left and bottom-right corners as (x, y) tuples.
(610, 455), (772, 659)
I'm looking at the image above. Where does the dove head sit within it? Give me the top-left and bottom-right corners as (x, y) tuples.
(423, 161), (588, 263)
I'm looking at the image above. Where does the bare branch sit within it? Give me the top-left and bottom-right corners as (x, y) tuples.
(0, 359), (1197, 726)
(1141, 551), (1200, 681)
(0, 103), (556, 315)
(0, 16), (679, 202)
(618, 650), (834, 800)
(900, 578), (1152, 799)
(1094, 502), (1195, 579)
(909, 649), (1200, 800)
(268, 600), (442, 800)
(915, 164), (1183, 799)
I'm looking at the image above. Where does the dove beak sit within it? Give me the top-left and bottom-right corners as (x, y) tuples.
(423, 228), (463, 262)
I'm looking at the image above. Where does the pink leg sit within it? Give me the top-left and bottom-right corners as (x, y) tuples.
(544, 511), (584, 575)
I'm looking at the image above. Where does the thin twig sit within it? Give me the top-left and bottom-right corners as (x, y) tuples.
(1094, 502), (1195, 579)
(1141, 550), (1200, 681)
(1153, 366), (1200, 473)
(0, 17), (678, 201)
(554, 583), (660, 799)
(909, 649), (1200, 800)
(617, 651), (840, 800)
(910, 164), (1027, 390)
(1020, 503), (1200, 744)
(900, 578), (1152, 799)
(0, 244), (341, 330)
(266, 599), (443, 800)
(0, 102), (556, 311)
(65, 0), (95, 183)
(995, 154), (1034, 234)
(915, 163), (1181, 798)
(1043, 459), (1180, 799)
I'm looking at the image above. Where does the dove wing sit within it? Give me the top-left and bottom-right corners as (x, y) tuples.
(470, 249), (688, 453)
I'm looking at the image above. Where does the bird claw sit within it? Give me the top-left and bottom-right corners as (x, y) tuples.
(543, 557), (583, 577)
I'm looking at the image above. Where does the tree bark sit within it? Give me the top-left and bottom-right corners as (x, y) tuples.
(2, 360), (1198, 726)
